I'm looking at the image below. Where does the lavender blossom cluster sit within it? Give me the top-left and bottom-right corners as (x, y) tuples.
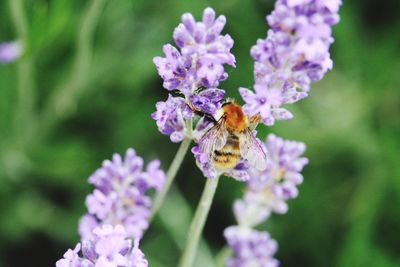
(79, 148), (166, 240)
(224, 226), (279, 267)
(152, 7), (235, 143)
(224, 134), (308, 266)
(57, 149), (167, 266)
(56, 225), (148, 267)
(234, 134), (308, 226)
(240, 0), (341, 125)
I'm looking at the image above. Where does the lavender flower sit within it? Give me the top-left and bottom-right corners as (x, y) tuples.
(234, 134), (308, 227)
(171, 7), (235, 91)
(79, 148), (166, 240)
(56, 225), (148, 267)
(189, 88), (225, 115)
(152, 7), (234, 142)
(0, 41), (21, 63)
(153, 44), (194, 93)
(153, 7), (234, 93)
(240, 0), (341, 125)
(239, 85), (296, 126)
(151, 95), (193, 143)
(222, 134), (307, 265)
(224, 226), (279, 267)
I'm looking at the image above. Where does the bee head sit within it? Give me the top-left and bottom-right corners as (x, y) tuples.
(221, 98), (236, 107)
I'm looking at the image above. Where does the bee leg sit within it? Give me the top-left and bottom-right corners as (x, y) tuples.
(186, 102), (218, 125)
(193, 110), (218, 125)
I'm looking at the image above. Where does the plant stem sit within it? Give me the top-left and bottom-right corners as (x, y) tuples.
(178, 176), (221, 267)
(40, 0), (107, 134)
(9, 0), (36, 143)
(214, 246), (231, 267)
(150, 138), (192, 220)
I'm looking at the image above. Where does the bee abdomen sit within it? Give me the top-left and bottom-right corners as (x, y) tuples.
(212, 144), (241, 170)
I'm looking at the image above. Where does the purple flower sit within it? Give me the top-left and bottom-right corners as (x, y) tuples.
(234, 134), (308, 226)
(79, 148), (166, 240)
(151, 95), (193, 142)
(0, 41), (21, 63)
(239, 86), (295, 126)
(57, 225), (148, 267)
(173, 7), (235, 73)
(224, 226), (279, 267)
(189, 88), (225, 115)
(153, 44), (194, 93)
(56, 243), (86, 267)
(240, 0), (341, 125)
(154, 7), (235, 94)
(79, 214), (99, 239)
(153, 7), (235, 142)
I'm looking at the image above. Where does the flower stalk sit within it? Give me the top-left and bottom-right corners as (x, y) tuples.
(178, 176), (220, 267)
(41, 0), (107, 135)
(150, 137), (192, 220)
(9, 0), (36, 142)
(214, 246), (231, 267)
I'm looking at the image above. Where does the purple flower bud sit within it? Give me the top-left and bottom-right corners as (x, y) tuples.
(129, 239), (149, 267)
(192, 146), (218, 179)
(81, 240), (97, 262)
(56, 244), (83, 267)
(224, 226), (279, 267)
(153, 44), (194, 94)
(239, 86), (294, 126)
(0, 41), (21, 63)
(79, 215), (99, 243)
(189, 88), (224, 115)
(151, 95), (193, 143)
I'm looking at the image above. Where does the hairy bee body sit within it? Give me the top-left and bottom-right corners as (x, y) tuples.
(212, 133), (241, 170)
(198, 101), (267, 172)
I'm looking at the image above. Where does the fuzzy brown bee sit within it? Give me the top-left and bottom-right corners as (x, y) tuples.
(199, 101), (267, 171)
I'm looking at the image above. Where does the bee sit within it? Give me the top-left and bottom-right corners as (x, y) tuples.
(198, 100), (267, 171)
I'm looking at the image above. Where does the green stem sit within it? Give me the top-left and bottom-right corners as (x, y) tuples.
(178, 176), (221, 267)
(214, 246), (231, 267)
(150, 138), (192, 220)
(9, 0), (36, 142)
(41, 0), (107, 134)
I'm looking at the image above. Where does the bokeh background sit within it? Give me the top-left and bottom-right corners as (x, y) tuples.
(1, 0), (399, 266)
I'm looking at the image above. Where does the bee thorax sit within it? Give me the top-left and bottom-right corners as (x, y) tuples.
(222, 103), (248, 132)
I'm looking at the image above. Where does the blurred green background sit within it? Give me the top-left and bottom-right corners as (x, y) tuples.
(1, 0), (400, 266)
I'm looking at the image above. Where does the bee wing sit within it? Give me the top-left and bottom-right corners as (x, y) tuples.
(199, 118), (228, 157)
(248, 114), (262, 130)
(239, 129), (268, 171)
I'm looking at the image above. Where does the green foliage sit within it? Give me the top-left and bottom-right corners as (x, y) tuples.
(0, 0), (399, 266)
